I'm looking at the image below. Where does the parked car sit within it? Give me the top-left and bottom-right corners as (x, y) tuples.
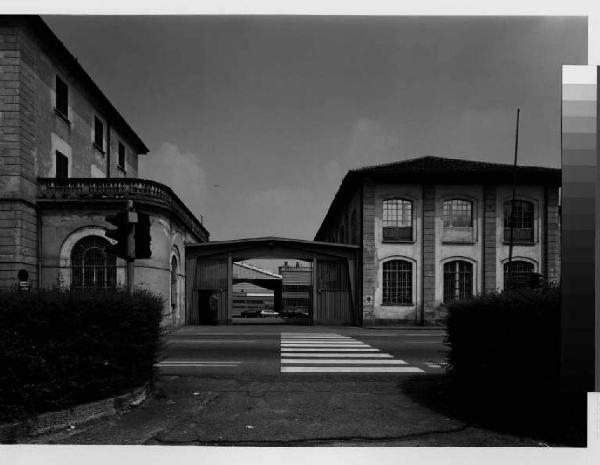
(259, 309), (280, 318)
(240, 309), (280, 318)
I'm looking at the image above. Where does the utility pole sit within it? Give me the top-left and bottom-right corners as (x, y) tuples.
(125, 199), (138, 294)
(507, 108), (520, 288)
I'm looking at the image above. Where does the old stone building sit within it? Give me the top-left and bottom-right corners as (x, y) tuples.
(0, 16), (208, 325)
(314, 156), (561, 326)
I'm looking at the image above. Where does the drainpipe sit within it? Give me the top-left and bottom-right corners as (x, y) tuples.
(37, 204), (42, 289)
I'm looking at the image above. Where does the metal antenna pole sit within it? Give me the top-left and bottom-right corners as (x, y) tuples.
(507, 108), (520, 288)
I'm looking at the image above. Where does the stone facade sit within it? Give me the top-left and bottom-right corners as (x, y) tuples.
(0, 17), (208, 326)
(0, 26), (39, 287)
(315, 157), (561, 326)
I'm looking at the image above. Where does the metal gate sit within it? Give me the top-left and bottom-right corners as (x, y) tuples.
(190, 257), (229, 324)
(315, 260), (353, 325)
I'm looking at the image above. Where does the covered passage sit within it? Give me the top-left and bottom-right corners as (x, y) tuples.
(185, 237), (359, 326)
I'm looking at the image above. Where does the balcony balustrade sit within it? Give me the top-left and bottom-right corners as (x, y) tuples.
(37, 177), (206, 239)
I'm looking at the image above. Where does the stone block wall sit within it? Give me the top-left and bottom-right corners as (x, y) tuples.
(361, 180), (377, 320)
(0, 28), (38, 289)
(545, 186), (561, 284)
(422, 185), (436, 320)
(483, 185), (497, 293)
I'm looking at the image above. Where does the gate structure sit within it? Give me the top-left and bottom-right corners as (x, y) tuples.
(315, 259), (353, 325)
(189, 256), (228, 324)
(185, 237), (359, 326)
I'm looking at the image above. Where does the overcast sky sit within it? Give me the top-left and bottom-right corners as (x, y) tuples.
(44, 15), (587, 241)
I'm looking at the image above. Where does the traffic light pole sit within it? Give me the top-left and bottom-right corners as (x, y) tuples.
(125, 200), (138, 294)
(127, 223), (135, 294)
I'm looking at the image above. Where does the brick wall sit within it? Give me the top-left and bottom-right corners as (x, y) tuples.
(422, 185), (436, 320)
(0, 28), (38, 289)
(483, 185), (497, 293)
(545, 186), (561, 284)
(361, 180), (377, 320)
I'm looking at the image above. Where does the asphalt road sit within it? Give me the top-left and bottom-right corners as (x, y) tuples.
(36, 324), (545, 446)
(158, 324), (448, 377)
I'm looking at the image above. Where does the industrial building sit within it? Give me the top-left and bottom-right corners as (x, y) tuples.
(314, 156), (561, 326)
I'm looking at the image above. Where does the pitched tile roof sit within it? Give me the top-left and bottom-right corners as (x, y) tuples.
(351, 155), (559, 179)
(315, 156), (561, 240)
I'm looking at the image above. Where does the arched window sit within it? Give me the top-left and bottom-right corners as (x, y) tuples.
(443, 200), (472, 228)
(71, 236), (116, 289)
(382, 260), (412, 305)
(504, 260), (535, 290)
(443, 260), (473, 302)
(350, 209), (358, 245)
(504, 200), (534, 243)
(170, 255), (178, 313)
(383, 199), (413, 241)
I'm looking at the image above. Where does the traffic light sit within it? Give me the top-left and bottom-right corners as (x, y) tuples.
(135, 212), (152, 259)
(105, 211), (129, 259)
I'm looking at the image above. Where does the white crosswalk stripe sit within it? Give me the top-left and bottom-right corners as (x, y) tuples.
(280, 332), (424, 374)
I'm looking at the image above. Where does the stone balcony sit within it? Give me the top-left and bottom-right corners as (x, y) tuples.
(37, 178), (207, 240)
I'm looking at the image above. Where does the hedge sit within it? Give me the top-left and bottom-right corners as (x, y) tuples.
(0, 287), (165, 421)
(445, 286), (561, 392)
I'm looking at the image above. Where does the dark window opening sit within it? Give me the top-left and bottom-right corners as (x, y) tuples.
(171, 256), (178, 313)
(443, 260), (473, 302)
(55, 150), (68, 179)
(118, 142), (126, 169)
(55, 76), (68, 118)
(94, 117), (104, 151)
(504, 200), (534, 243)
(382, 260), (412, 305)
(383, 199), (413, 241)
(350, 209), (358, 245)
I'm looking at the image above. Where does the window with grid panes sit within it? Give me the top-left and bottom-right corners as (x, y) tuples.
(443, 260), (473, 302)
(443, 200), (472, 227)
(382, 260), (412, 305)
(504, 260), (535, 290)
(71, 236), (116, 289)
(504, 200), (534, 243)
(383, 199), (413, 241)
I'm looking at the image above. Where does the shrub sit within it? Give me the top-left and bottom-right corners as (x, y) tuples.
(0, 287), (165, 420)
(445, 286), (560, 393)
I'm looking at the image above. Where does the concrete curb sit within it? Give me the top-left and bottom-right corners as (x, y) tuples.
(0, 384), (148, 443)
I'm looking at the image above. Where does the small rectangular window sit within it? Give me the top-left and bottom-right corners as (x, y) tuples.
(383, 199), (413, 241)
(94, 117), (104, 151)
(56, 76), (68, 118)
(118, 142), (126, 169)
(55, 150), (68, 179)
